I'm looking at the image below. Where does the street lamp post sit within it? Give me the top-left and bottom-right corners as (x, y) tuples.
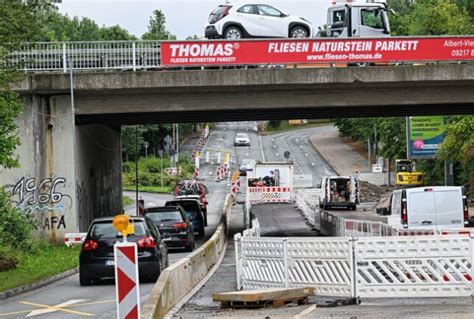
(135, 126), (139, 216)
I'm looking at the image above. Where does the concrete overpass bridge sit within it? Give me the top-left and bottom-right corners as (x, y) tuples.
(2, 39), (474, 240)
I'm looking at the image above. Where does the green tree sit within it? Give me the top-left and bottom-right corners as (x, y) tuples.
(389, 0), (473, 35)
(437, 116), (474, 195)
(0, 0), (58, 168)
(142, 10), (176, 40)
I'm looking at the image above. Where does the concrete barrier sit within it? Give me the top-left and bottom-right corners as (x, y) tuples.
(142, 194), (233, 318)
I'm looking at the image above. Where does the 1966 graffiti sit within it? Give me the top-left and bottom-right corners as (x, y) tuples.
(12, 177), (67, 207)
(5, 176), (73, 230)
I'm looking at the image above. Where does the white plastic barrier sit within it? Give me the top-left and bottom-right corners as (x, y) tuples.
(294, 189), (322, 228)
(355, 235), (473, 298)
(235, 221), (355, 297)
(293, 175), (313, 188)
(235, 229), (474, 299)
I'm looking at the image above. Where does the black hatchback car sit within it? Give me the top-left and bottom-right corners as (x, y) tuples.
(144, 206), (195, 252)
(165, 199), (205, 237)
(79, 216), (168, 286)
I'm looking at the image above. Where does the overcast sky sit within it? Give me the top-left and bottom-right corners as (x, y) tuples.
(58, 0), (329, 40)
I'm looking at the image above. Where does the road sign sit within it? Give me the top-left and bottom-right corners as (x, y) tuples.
(114, 242), (140, 319)
(163, 135), (172, 144)
(372, 164), (383, 173)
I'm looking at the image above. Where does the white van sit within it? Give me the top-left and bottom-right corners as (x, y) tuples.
(387, 186), (469, 230)
(319, 176), (359, 210)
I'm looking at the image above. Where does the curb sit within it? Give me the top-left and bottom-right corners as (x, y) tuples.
(0, 267), (79, 301)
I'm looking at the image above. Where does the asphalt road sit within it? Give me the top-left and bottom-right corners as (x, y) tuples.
(262, 126), (336, 186)
(175, 124), (474, 318)
(0, 124), (234, 319)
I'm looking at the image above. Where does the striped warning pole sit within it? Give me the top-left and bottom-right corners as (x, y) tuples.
(112, 215), (140, 319)
(114, 242), (140, 319)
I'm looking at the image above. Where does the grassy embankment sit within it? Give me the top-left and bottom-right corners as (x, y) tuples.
(0, 243), (80, 292)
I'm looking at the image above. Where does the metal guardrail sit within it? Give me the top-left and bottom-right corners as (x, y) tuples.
(8, 41), (162, 72)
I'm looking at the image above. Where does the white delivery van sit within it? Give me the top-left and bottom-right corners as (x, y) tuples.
(387, 186), (469, 230)
(319, 176), (359, 210)
(248, 162), (294, 188)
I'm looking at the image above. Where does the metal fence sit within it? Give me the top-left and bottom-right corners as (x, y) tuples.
(7, 41), (162, 72)
(235, 222), (474, 298)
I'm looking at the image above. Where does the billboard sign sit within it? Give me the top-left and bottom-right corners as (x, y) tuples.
(161, 36), (474, 67)
(407, 116), (446, 159)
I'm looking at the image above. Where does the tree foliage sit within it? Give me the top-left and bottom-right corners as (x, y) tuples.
(389, 0), (473, 35)
(142, 10), (176, 40)
(0, 0), (58, 169)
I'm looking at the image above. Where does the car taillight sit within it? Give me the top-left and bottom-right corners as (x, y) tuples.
(137, 236), (155, 248)
(401, 202), (408, 226)
(173, 222), (188, 229)
(82, 239), (99, 251)
(463, 196), (469, 227)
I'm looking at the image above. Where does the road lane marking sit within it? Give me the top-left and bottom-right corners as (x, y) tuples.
(0, 310), (32, 317)
(259, 135), (265, 162)
(293, 304), (317, 319)
(21, 300), (93, 317)
(68, 299), (115, 307)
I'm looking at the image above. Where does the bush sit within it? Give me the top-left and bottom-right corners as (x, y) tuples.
(122, 156), (195, 189)
(0, 188), (34, 272)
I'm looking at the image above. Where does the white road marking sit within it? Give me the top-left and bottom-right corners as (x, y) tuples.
(24, 300), (88, 317)
(259, 135), (266, 162)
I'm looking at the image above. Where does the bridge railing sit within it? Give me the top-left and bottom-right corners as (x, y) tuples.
(7, 36), (474, 73)
(7, 41), (162, 72)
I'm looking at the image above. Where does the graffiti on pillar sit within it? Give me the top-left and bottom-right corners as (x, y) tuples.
(4, 176), (73, 230)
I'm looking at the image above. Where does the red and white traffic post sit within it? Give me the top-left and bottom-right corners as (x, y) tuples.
(113, 215), (141, 319)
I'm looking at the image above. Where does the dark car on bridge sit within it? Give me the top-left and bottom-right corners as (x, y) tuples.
(144, 206), (195, 252)
(165, 199), (205, 237)
(79, 216), (168, 286)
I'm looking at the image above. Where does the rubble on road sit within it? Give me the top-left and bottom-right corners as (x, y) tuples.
(359, 180), (393, 204)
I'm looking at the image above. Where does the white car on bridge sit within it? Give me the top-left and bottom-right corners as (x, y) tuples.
(205, 1), (314, 40)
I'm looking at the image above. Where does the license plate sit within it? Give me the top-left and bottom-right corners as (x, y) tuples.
(105, 260), (115, 266)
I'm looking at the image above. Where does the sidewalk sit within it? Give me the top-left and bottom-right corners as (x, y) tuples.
(310, 126), (369, 176)
(310, 126), (391, 186)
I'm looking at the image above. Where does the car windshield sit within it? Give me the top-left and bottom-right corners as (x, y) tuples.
(146, 211), (183, 223)
(237, 133), (248, 138)
(90, 221), (146, 239)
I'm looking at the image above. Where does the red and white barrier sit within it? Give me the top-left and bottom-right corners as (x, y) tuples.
(231, 178), (241, 196)
(64, 233), (87, 247)
(248, 187), (292, 204)
(114, 242), (140, 319)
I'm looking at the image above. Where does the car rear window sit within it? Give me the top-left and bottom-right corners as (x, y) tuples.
(209, 5), (231, 23)
(147, 211), (183, 223)
(89, 221), (146, 238)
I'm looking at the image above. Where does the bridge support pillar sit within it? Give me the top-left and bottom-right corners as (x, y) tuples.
(0, 95), (122, 240)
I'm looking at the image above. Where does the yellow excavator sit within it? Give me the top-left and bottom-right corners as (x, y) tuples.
(395, 159), (424, 188)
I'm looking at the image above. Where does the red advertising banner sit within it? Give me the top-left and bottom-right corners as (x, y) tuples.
(160, 37), (474, 67)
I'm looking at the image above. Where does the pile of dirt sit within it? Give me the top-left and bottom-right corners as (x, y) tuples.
(359, 180), (393, 205)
